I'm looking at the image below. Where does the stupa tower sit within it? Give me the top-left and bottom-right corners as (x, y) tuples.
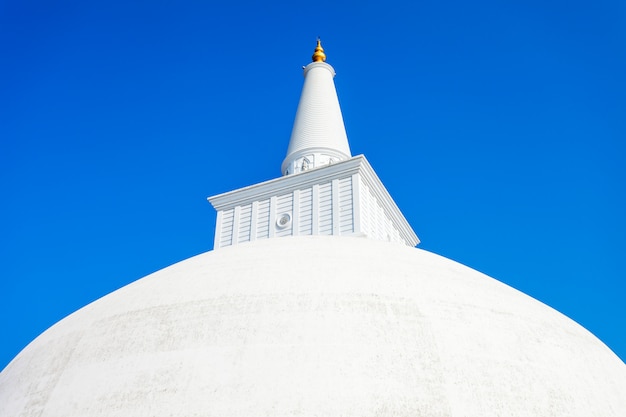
(209, 40), (419, 249)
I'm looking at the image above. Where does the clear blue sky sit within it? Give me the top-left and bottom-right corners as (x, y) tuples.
(1, 0), (625, 369)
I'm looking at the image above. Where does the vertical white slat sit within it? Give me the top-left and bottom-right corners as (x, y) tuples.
(292, 189), (300, 236)
(318, 182), (332, 235)
(312, 184), (319, 235)
(256, 199), (270, 240)
(214, 210), (223, 250)
(332, 179), (340, 235)
(338, 176), (353, 234)
(237, 204), (252, 244)
(232, 206), (241, 246)
(377, 197), (385, 241)
(299, 187), (312, 235)
(268, 196), (277, 238)
(219, 209), (234, 248)
(370, 186), (380, 241)
(351, 173), (361, 235)
(360, 182), (370, 237)
(250, 201), (258, 242)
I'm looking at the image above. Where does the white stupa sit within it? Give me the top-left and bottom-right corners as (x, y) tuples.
(1, 41), (625, 417)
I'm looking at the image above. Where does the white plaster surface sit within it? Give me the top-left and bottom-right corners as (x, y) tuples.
(209, 156), (419, 249)
(282, 61), (351, 175)
(1, 236), (625, 416)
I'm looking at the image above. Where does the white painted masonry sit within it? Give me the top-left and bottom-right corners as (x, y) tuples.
(209, 155), (419, 249)
(282, 60), (351, 176)
(1, 236), (625, 417)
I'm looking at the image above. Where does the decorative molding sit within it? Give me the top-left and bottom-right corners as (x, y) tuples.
(209, 155), (419, 249)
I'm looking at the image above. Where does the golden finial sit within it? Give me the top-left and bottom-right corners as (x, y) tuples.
(312, 38), (326, 62)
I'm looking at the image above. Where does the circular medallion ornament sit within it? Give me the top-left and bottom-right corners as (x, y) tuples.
(276, 213), (291, 229)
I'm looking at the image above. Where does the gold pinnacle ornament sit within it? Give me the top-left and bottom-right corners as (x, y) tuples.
(312, 38), (326, 62)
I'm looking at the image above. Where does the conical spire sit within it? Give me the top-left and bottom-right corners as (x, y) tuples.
(281, 40), (351, 176)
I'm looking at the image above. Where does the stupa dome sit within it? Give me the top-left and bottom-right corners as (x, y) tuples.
(1, 236), (625, 416)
